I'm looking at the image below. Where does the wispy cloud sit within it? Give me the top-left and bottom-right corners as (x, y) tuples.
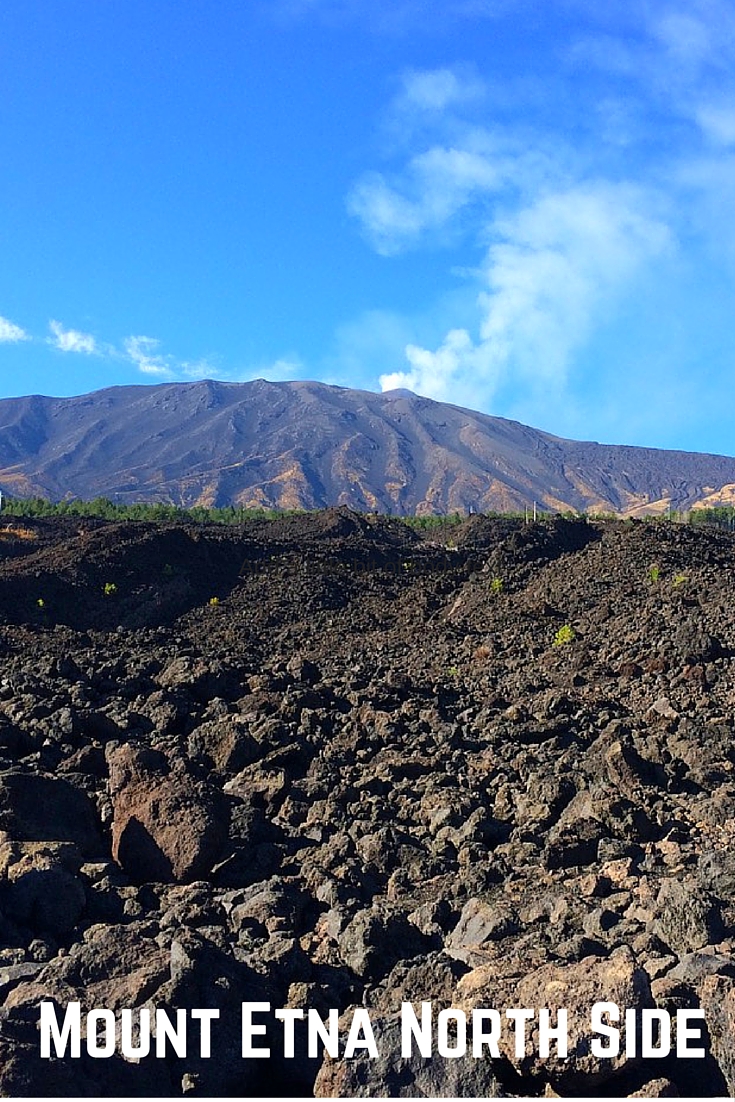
(397, 67), (485, 113)
(348, 143), (504, 255)
(4, 314), (254, 387)
(574, 2), (735, 144)
(695, 103), (735, 146)
(0, 315), (29, 343)
(120, 333), (223, 382)
(48, 319), (97, 354)
(123, 335), (176, 378)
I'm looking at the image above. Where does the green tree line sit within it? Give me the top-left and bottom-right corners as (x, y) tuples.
(1, 493), (733, 530)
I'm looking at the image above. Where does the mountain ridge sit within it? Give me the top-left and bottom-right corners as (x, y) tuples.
(0, 378), (734, 515)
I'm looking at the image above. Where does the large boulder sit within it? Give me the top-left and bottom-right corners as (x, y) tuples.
(458, 946), (654, 1092)
(107, 744), (227, 883)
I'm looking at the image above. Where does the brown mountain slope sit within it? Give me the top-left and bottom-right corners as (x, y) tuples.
(0, 378), (733, 514)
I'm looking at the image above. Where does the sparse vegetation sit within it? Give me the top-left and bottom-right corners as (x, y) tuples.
(401, 513), (464, 531)
(490, 576), (503, 594)
(648, 564), (661, 584)
(553, 624), (575, 646)
(103, 582), (117, 597)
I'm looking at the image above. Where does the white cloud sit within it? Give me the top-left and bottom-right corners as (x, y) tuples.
(398, 68), (484, 113)
(380, 184), (672, 407)
(348, 143), (507, 254)
(347, 173), (427, 254)
(695, 103), (735, 146)
(0, 315), (29, 343)
(381, 328), (480, 401)
(49, 319), (97, 354)
(652, 11), (715, 68)
(123, 335), (175, 378)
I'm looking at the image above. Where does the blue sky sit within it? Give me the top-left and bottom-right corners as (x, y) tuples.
(1, 0), (735, 455)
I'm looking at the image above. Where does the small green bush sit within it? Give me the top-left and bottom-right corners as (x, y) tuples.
(553, 624), (575, 646)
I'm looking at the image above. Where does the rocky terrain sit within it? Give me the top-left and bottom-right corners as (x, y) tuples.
(2, 378), (735, 515)
(0, 507), (734, 1096)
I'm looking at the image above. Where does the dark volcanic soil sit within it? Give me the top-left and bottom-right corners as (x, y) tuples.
(0, 509), (734, 1097)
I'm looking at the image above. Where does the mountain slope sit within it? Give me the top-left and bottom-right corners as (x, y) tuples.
(0, 378), (734, 515)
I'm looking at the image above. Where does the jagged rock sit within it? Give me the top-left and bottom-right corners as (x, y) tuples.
(698, 975), (735, 1095)
(338, 905), (429, 980)
(313, 1012), (507, 1098)
(627, 1079), (678, 1097)
(107, 744), (228, 883)
(187, 716), (259, 773)
(652, 878), (722, 954)
(155, 656), (237, 701)
(0, 772), (103, 856)
(446, 898), (518, 958)
(4, 922), (170, 1013)
(667, 947), (735, 985)
(699, 849), (735, 901)
(461, 947), (654, 1090)
(5, 842), (86, 936)
(674, 620), (722, 664)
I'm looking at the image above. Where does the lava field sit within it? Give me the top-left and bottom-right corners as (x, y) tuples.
(0, 508), (734, 1097)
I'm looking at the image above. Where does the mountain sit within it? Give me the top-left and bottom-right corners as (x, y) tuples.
(0, 378), (734, 515)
